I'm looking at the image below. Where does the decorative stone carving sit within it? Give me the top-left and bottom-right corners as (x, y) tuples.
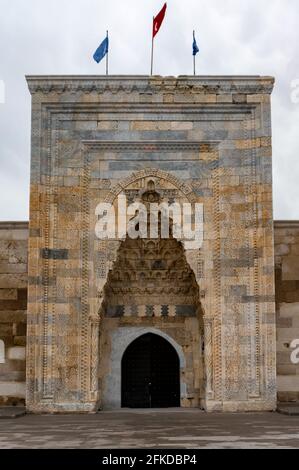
(26, 76), (275, 96)
(25, 75), (277, 413)
(103, 234), (201, 313)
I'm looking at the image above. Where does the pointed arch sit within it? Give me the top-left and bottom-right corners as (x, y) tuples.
(102, 327), (187, 409)
(121, 333), (181, 408)
(104, 168), (198, 204)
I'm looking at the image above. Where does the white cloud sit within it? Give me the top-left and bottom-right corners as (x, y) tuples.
(0, 0), (298, 219)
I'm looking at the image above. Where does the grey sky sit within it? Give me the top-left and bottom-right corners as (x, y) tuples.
(0, 0), (298, 220)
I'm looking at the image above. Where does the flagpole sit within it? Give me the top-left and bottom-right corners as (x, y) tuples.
(151, 17), (154, 75)
(106, 30), (109, 76)
(193, 30), (196, 76)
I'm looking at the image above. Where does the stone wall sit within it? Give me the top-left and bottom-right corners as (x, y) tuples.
(1, 219), (299, 406)
(275, 221), (299, 402)
(25, 75), (277, 413)
(0, 222), (28, 406)
(1, 76), (298, 410)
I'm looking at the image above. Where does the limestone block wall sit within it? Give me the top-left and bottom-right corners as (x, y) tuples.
(24, 75), (277, 413)
(0, 222), (28, 406)
(275, 221), (299, 402)
(1, 219), (299, 406)
(0, 76), (299, 410)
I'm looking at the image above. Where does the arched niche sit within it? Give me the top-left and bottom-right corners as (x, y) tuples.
(94, 168), (204, 316)
(102, 327), (187, 409)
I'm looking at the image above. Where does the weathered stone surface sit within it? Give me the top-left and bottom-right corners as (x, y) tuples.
(20, 75), (277, 413)
(0, 222), (28, 406)
(7, 76), (299, 412)
(0, 407), (26, 419)
(7, 347), (26, 361)
(0, 382), (26, 398)
(275, 221), (299, 403)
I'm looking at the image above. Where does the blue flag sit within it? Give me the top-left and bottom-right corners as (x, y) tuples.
(193, 32), (199, 56)
(93, 35), (109, 63)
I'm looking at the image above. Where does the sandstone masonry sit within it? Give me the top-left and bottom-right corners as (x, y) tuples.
(0, 75), (291, 412)
(1, 220), (298, 407)
(0, 223), (28, 406)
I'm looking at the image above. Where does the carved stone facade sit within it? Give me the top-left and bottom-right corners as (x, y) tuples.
(3, 219), (299, 408)
(16, 75), (277, 412)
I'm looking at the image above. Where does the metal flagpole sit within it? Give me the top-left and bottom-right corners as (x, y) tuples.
(193, 30), (196, 76)
(151, 17), (154, 75)
(106, 30), (109, 76)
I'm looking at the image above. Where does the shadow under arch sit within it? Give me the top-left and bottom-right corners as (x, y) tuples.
(121, 332), (181, 408)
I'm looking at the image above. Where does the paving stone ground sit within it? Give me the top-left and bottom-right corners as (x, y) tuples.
(0, 410), (299, 449)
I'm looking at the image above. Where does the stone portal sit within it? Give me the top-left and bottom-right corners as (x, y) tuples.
(26, 75), (276, 413)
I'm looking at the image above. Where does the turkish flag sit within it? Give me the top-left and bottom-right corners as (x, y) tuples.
(153, 3), (167, 38)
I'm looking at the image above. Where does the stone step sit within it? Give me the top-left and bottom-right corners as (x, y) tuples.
(0, 407), (26, 419)
(277, 404), (299, 416)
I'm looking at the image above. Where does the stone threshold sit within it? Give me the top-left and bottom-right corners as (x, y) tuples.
(0, 407), (26, 420)
(277, 403), (299, 416)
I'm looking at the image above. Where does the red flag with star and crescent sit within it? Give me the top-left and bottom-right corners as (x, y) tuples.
(153, 3), (167, 38)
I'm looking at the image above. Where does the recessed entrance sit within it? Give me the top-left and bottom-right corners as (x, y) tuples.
(100, 180), (204, 409)
(121, 333), (180, 408)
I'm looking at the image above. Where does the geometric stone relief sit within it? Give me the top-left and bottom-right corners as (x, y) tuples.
(105, 305), (198, 318)
(103, 231), (202, 318)
(25, 75), (276, 413)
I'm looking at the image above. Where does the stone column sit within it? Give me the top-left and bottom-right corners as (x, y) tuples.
(204, 317), (214, 401)
(89, 315), (101, 402)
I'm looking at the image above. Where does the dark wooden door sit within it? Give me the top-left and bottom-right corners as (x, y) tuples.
(121, 333), (180, 408)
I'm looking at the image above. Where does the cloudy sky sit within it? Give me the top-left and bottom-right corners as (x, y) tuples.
(0, 0), (298, 220)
